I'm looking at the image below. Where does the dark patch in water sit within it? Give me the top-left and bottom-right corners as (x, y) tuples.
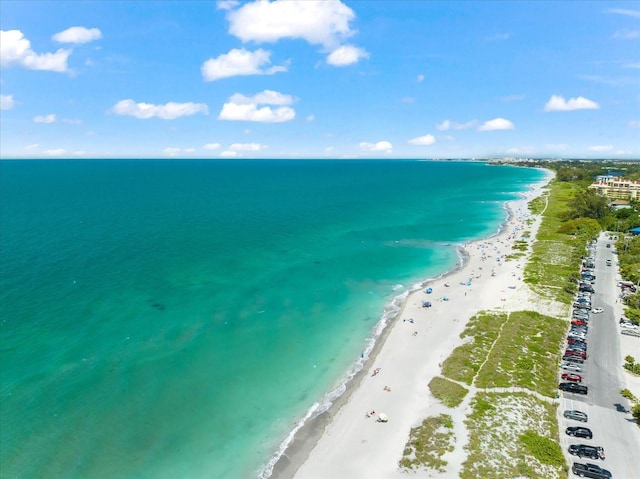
(151, 302), (166, 311)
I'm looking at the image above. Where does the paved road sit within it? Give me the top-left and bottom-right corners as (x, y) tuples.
(559, 232), (640, 479)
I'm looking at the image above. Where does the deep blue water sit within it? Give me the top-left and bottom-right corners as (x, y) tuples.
(0, 159), (544, 478)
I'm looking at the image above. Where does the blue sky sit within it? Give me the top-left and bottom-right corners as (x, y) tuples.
(1, 0), (639, 159)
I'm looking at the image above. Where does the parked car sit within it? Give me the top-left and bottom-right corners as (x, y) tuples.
(568, 444), (604, 460)
(568, 338), (587, 346)
(562, 355), (585, 364)
(571, 462), (611, 479)
(559, 382), (588, 394)
(566, 426), (593, 439)
(621, 328), (640, 337)
(565, 349), (587, 359)
(572, 320), (587, 327)
(561, 362), (583, 372)
(606, 259), (612, 266)
(564, 410), (588, 422)
(591, 308), (603, 314)
(562, 373), (583, 383)
(573, 303), (591, 310)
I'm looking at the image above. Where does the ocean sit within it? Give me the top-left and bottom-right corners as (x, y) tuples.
(0, 159), (545, 478)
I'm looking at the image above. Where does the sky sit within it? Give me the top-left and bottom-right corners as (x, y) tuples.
(0, 0), (639, 159)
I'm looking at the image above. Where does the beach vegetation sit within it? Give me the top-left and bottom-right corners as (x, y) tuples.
(518, 430), (565, 467)
(462, 393), (564, 479)
(624, 356), (640, 375)
(428, 376), (469, 408)
(475, 311), (566, 397)
(524, 180), (586, 303)
(441, 312), (509, 385)
(399, 414), (455, 472)
(620, 389), (640, 426)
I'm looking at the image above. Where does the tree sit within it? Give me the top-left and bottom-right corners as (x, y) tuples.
(566, 189), (611, 221)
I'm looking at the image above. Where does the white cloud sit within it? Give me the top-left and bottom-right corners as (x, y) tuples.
(45, 148), (66, 156)
(34, 114), (56, 123)
(400, 96), (415, 103)
(613, 29), (640, 39)
(227, 0), (357, 49)
(478, 118), (514, 131)
(326, 44), (369, 66)
(164, 147), (181, 156)
(436, 119), (476, 131)
(623, 62), (640, 69)
(417, 74), (425, 83)
(110, 99), (209, 120)
(0, 94), (16, 110)
(589, 145), (614, 152)
(52, 26), (102, 44)
(201, 48), (287, 81)
(229, 142), (266, 151)
(408, 134), (436, 146)
(24, 143), (39, 150)
(629, 120), (640, 128)
(607, 8), (640, 19)
(204, 143), (221, 150)
(306, 115), (315, 122)
(216, 0), (239, 10)
(220, 150), (238, 158)
(1, 30), (71, 72)
(62, 118), (83, 125)
(544, 95), (599, 111)
(74, 150), (86, 156)
(359, 141), (393, 153)
(324, 146), (334, 153)
(218, 90), (295, 123)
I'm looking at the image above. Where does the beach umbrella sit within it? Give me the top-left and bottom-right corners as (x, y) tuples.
(426, 287), (433, 294)
(378, 413), (388, 422)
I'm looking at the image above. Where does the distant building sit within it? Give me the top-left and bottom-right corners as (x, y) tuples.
(589, 177), (640, 200)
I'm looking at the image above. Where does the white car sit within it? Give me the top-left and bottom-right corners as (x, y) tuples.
(591, 307), (604, 314)
(561, 362), (582, 372)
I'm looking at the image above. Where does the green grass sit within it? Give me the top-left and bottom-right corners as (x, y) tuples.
(428, 376), (469, 408)
(441, 312), (509, 385)
(519, 430), (565, 468)
(399, 414), (455, 472)
(461, 393), (564, 479)
(475, 311), (567, 397)
(525, 180), (585, 303)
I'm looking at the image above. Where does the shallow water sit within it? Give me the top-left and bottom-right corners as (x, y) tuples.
(0, 159), (544, 478)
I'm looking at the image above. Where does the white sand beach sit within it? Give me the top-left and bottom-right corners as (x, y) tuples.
(273, 172), (563, 479)
(271, 170), (639, 479)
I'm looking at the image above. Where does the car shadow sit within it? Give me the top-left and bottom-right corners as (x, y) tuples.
(613, 402), (628, 413)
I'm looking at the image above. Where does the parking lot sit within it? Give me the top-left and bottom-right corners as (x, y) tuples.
(558, 231), (640, 478)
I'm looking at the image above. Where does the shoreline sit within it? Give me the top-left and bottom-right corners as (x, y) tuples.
(263, 168), (554, 479)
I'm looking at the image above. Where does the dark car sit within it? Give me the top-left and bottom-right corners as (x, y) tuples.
(572, 462), (611, 479)
(566, 426), (593, 439)
(568, 444), (604, 460)
(559, 382), (588, 394)
(562, 355), (585, 364)
(564, 410), (588, 422)
(567, 343), (587, 351)
(568, 338), (587, 346)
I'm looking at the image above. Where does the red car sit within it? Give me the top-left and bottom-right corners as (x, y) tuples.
(567, 338), (586, 346)
(571, 320), (586, 326)
(565, 349), (587, 359)
(561, 373), (582, 382)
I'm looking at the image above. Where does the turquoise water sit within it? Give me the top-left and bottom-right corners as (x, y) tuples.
(0, 160), (544, 478)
